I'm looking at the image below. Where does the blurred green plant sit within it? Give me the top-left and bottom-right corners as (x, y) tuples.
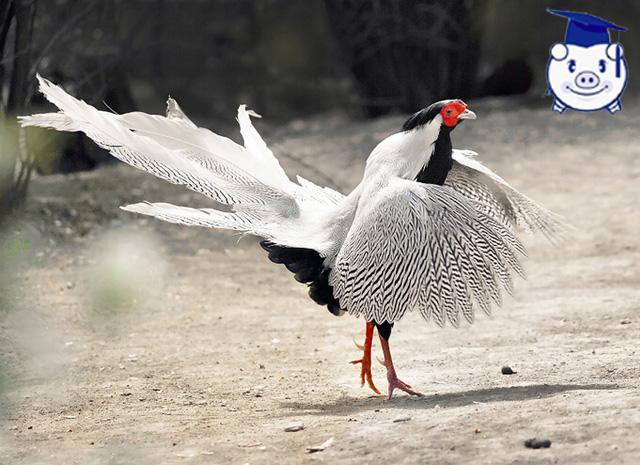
(87, 228), (167, 322)
(1, 0), (38, 217)
(90, 261), (140, 317)
(0, 223), (41, 316)
(0, 224), (48, 417)
(0, 362), (11, 420)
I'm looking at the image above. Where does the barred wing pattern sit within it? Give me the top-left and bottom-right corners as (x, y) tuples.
(120, 202), (263, 234)
(446, 150), (565, 241)
(329, 178), (526, 326)
(19, 76), (297, 212)
(19, 76), (347, 253)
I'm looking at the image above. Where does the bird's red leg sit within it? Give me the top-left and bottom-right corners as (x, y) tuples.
(350, 321), (381, 395)
(378, 333), (424, 399)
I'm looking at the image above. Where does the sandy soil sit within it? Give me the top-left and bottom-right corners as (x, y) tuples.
(1, 98), (639, 465)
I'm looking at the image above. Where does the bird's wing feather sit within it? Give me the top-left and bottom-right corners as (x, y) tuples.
(295, 175), (345, 205)
(115, 104), (292, 192)
(165, 97), (197, 127)
(121, 202), (263, 235)
(19, 75), (297, 212)
(329, 178), (526, 325)
(446, 150), (566, 242)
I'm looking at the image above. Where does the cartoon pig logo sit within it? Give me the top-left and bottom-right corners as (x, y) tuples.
(546, 10), (628, 113)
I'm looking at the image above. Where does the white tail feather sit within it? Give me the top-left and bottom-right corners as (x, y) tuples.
(19, 75), (344, 252)
(19, 75), (295, 210)
(121, 202), (265, 236)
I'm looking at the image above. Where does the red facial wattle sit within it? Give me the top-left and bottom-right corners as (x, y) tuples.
(440, 100), (468, 127)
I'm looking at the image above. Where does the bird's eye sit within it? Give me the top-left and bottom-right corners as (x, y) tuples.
(599, 59), (606, 73)
(446, 109), (453, 115)
(568, 59), (576, 73)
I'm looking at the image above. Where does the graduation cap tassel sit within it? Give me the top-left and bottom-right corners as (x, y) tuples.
(615, 30), (622, 78)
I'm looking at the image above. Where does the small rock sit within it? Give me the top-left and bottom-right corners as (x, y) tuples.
(307, 437), (334, 453)
(284, 422), (304, 432)
(393, 416), (412, 423)
(620, 319), (632, 325)
(501, 366), (517, 375)
(524, 438), (551, 449)
(474, 428), (481, 434)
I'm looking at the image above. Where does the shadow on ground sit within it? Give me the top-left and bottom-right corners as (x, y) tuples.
(281, 383), (621, 415)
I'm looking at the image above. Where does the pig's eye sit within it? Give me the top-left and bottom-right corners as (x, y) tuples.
(599, 59), (607, 73)
(568, 60), (576, 73)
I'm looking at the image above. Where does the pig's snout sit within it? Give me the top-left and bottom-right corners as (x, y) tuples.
(575, 71), (600, 89)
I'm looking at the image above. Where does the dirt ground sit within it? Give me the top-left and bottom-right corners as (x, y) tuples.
(1, 98), (639, 465)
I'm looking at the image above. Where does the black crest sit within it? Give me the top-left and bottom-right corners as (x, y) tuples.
(401, 101), (448, 131)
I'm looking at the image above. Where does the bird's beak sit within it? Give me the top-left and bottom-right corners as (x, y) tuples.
(458, 108), (476, 120)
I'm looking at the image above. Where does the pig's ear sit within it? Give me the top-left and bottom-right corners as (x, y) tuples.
(606, 43), (624, 60)
(550, 43), (568, 61)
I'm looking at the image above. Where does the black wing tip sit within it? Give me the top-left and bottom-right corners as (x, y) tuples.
(260, 240), (343, 316)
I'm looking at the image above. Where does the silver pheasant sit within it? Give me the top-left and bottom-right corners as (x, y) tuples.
(20, 76), (564, 398)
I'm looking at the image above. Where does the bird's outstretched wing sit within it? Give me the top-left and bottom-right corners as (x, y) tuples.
(18, 76), (345, 250)
(329, 178), (526, 326)
(446, 150), (566, 242)
(19, 76), (294, 209)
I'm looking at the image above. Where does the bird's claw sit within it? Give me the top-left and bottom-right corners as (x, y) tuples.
(350, 357), (382, 395)
(387, 374), (424, 400)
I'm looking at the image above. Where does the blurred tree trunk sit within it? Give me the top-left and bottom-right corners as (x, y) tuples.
(0, 0), (37, 217)
(325, 0), (481, 117)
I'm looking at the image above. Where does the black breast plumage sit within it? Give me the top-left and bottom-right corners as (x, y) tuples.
(415, 125), (453, 186)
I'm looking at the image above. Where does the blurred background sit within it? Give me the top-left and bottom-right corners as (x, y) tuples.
(1, 2), (640, 462)
(0, 0), (638, 214)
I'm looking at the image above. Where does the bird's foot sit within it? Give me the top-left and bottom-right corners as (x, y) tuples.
(351, 354), (381, 395)
(351, 322), (381, 395)
(386, 371), (424, 399)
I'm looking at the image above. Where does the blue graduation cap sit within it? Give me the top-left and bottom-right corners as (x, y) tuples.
(547, 9), (626, 47)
